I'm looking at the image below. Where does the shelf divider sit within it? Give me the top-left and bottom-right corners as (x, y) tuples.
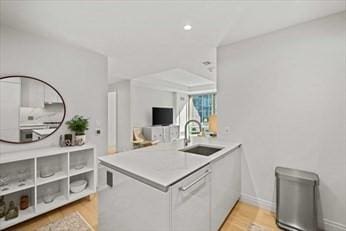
(37, 171), (68, 186)
(0, 179), (35, 197)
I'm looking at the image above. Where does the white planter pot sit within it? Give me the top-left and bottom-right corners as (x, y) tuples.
(75, 134), (86, 145)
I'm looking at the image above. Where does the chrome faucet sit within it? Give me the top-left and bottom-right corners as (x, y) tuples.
(184, 120), (202, 146)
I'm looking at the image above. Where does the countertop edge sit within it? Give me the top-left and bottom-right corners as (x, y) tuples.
(99, 160), (171, 192)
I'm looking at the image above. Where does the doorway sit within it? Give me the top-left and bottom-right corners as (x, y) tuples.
(107, 91), (117, 154)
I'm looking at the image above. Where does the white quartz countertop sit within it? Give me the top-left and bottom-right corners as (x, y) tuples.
(98, 137), (241, 192)
(20, 123), (47, 130)
(32, 128), (55, 136)
(20, 123), (45, 126)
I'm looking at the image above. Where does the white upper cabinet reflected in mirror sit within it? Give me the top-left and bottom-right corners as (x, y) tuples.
(0, 76), (66, 143)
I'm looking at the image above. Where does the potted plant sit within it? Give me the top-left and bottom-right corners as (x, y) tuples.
(66, 115), (89, 145)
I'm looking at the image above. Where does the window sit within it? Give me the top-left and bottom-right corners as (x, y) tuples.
(188, 93), (216, 133)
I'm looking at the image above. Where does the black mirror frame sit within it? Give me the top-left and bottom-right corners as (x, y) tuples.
(0, 75), (66, 144)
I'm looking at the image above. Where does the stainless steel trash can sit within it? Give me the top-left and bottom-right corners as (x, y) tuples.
(275, 167), (319, 231)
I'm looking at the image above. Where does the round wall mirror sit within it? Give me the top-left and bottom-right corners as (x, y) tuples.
(0, 76), (66, 144)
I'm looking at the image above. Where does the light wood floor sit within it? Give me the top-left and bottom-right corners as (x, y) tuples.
(220, 202), (279, 231)
(7, 194), (279, 231)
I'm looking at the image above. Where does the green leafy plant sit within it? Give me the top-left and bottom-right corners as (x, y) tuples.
(66, 115), (89, 135)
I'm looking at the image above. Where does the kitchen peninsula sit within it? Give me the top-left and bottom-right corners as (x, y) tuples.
(98, 138), (241, 231)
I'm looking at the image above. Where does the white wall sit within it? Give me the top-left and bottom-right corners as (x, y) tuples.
(109, 80), (132, 152)
(132, 85), (175, 128)
(0, 26), (108, 156)
(218, 12), (346, 230)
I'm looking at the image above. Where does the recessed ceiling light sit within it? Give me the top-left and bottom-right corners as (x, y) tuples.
(184, 24), (192, 31)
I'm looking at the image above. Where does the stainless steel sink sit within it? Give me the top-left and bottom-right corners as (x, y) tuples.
(180, 145), (223, 156)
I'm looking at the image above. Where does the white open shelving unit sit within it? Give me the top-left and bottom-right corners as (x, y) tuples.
(0, 144), (96, 230)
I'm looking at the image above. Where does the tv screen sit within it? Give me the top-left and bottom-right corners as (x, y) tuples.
(152, 107), (173, 126)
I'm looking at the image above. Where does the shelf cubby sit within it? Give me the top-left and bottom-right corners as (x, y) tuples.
(37, 153), (68, 186)
(69, 171), (95, 200)
(0, 188), (35, 228)
(0, 159), (35, 196)
(69, 148), (94, 172)
(36, 179), (68, 212)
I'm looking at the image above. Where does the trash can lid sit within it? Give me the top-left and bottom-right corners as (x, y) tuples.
(275, 167), (319, 183)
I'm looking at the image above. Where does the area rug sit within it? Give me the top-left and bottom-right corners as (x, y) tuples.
(36, 212), (94, 231)
(248, 223), (270, 231)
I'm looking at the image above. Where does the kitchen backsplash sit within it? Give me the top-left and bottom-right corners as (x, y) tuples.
(20, 104), (64, 124)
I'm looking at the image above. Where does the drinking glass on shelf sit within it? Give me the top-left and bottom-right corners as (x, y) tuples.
(43, 187), (56, 204)
(18, 168), (29, 182)
(17, 168), (29, 187)
(74, 158), (87, 170)
(0, 174), (10, 191)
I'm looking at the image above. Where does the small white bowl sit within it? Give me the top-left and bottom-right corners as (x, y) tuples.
(70, 179), (87, 193)
(43, 194), (56, 204)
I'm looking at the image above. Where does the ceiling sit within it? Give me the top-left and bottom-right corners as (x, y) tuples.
(0, 1), (345, 84)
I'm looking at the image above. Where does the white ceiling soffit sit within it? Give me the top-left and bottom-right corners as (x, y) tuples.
(147, 68), (214, 87)
(132, 68), (216, 94)
(132, 79), (216, 95)
(0, 1), (344, 83)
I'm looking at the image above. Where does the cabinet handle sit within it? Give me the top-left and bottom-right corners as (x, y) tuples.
(179, 170), (211, 191)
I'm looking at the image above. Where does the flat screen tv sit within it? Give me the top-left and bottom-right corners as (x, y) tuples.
(152, 107), (173, 126)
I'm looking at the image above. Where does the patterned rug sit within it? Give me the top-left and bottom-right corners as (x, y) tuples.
(36, 212), (94, 231)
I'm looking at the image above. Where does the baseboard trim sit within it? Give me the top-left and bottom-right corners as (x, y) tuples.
(240, 193), (275, 212)
(323, 219), (346, 231)
(240, 193), (346, 231)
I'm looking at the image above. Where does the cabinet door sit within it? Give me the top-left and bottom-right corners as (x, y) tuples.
(99, 167), (170, 231)
(162, 126), (170, 142)
(211, 148), (241, 231)
(0, 81), (20, 141)
(44, 85), (60, 104)
(171, 165), (211, 231)
(151, 127), (163, 141)
(170, 125), (180, 141)
(21, 78), (44, 107)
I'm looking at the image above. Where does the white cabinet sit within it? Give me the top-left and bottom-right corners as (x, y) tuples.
(99, 168), (170, 231)
(210, 148), (241, 231)
(169, 125), (180, 141)
(44, 85), (62, 104)
(0, 145), (96, 230)
(21, 78), (44, 108)
(143, 125), (179, 143)
(171, 165), (211, 231)
(99, 165), (211, 231)
(0, 80), (20, 141)
(143, 126), (163, 142)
